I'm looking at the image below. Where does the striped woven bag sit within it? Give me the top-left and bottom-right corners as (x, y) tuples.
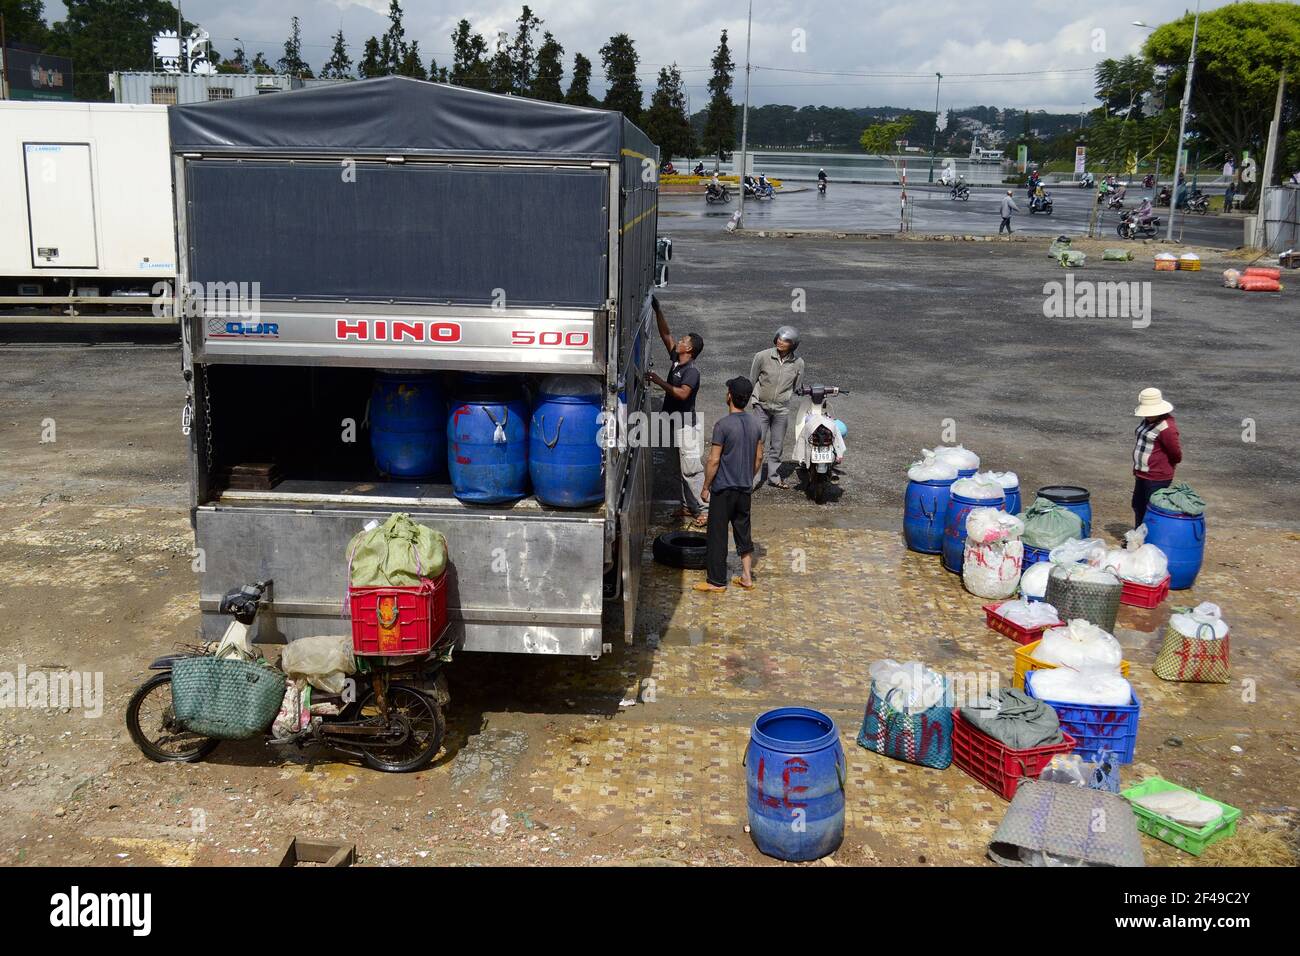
(1153, 621), (1230, 684)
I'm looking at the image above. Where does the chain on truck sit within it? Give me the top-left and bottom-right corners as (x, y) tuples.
(170, 76), (662, 658)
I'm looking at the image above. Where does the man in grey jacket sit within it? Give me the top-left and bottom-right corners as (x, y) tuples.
(748, 326), (804, 488)
(999, 190), (1019, 235)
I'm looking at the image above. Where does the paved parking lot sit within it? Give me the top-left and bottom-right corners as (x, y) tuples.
(1, 234), (1296, 866)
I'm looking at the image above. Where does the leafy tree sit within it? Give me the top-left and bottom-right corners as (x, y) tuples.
(565, 52), (597, 107)
(641, 64), (695, 162)
(378, 0), (407, 75)
(529, 31), (565, 101)
(488, 33), (513, 94)
(509, 5), (543, 95)
(701, 29), (735, 163)
(358, 37), (383, 78)
(218, 41), (248, 74)
(859, 115), (914, 155)
(1095, 55), (1157, 119)
(278, 16), (312, 77)
(450, 19), (490, 88)
(251, 52), (273, 75)
(2, 0), (49, 46)
(319, 29), (352, 79)
(47, 0), (193, 101)
(600, 33), (641, 122)
(428, 57), (449, 83)
(1145, 2), (1300, 185)
(398, 40), (427, 80)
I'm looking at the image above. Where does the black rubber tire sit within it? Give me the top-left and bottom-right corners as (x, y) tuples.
(126, 672), (219, 763)
(652, 530), (708, 570)
(358, 685), (445, 773)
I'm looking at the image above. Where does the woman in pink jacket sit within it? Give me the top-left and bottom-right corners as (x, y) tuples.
(1132, 387), (1182, 527)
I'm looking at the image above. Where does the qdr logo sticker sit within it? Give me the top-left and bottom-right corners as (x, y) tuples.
(207, 319), (280, 338)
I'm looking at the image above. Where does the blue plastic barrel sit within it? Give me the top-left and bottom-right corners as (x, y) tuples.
(942, 491), (1006, 573)
(1143, 503), (1205, 589)
(1022, 544), (1050, 567)
(904, 477), (956, 554)
(370, 371), (447, 480)
(1037, 485), (1091, 537)
(746, 707), (845, 862)
(447, 376), (529, 504)
(530, 376), (605, 508)
(1003, 485), (1022, 517)
(957, 467), (978, 478)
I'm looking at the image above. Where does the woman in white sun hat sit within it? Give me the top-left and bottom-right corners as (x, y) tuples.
(1132, 387), (1182, 527)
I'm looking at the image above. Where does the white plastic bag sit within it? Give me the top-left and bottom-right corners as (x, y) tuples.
(1048, 537), (1109, 566)
(1049, 563), (1120, 587)
(868, 659), (946, 714)
(1131, 790), (1222, 826)
(1029, 667), (1132, 706)
(1035, 619), (1123, 672)
(279, 635), (357, 695)
(996, 599), (1060, 629)
(966, 507), (1024, 543)
(907, 452), (959, 482)
(931, 444), (980, 471)
(1170, 602), (1229, 640)
(1101, 543), (1168, 584)
(951, 475), (1004, 500)
(963, 536), (1025, 599)
(1019, 561), (1052, 600)
(980, 470), (1020, 490)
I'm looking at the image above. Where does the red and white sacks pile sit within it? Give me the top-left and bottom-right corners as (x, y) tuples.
(1222, 265), (1283, 292)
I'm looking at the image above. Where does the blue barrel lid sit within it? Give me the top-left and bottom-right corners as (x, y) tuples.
(1037, 484), (1090, 503)
(538, 374), (604, 401)
(751, 706), (839, 754)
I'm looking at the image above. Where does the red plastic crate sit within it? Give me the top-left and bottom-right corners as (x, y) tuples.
(348, 573), (448, 657)
(952, 709), (1077, 800)
(981, 603), (1057, 646)
(1120, 574), (1171, 608)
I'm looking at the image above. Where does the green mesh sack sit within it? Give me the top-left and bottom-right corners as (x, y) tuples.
(1058, 250), (1087, 268)
(170, 656), (286, 740)
(1103, 248), (1134, 261)
(1048, 237), (1072, 259)
(1020, 498), (1085, 549)
(347, 513), (448, 587)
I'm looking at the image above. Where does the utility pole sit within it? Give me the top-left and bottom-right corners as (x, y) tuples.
(927, 72), (942, 184)
(1167, 0), (1201, 241)
(736, 0), (753, 228)
(1254, 68), (1287, 249)
(0, 13), (9, 101)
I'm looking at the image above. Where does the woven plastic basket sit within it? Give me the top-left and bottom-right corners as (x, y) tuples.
(171, 656), (286, 740)
(1044, 567), (1122, 631)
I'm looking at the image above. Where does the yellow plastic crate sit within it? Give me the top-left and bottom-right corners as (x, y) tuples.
(1177, 258), (1201, 271)
(1013, 639), (1132, 690)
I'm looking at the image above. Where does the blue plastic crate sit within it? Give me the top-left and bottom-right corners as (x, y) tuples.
(1024, 671), (1141, 764)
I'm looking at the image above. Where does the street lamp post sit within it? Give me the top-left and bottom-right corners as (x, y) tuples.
(927, 72), (942, 184)
(736, 0), (753, 229)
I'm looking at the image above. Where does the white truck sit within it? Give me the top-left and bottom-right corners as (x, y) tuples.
(0, 101), (175, 322)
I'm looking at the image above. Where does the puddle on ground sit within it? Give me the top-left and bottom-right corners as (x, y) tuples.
(448, 729), (529, 803)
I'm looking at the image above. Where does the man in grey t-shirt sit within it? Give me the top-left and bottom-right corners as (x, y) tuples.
(694, 376), (764, 593)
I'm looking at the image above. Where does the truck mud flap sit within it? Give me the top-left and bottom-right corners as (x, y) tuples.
(617, 440), (651, 644)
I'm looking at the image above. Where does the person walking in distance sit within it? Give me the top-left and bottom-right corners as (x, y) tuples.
(647, 295), (708, 528)
(749, 326), (804, 488)
(694, 377), (764, 593)
(1132, 387), (1182, 528)
(999, 189), (1019, 235)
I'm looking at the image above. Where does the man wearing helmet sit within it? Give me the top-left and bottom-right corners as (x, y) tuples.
(748, 326), (805, 488)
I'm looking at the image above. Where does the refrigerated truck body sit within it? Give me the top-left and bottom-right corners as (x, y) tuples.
(170, 76), (658, 655)
(0, 101), (176, 321)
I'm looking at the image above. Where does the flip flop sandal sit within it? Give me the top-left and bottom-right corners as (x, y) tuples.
(731, 577), (756, 590)
(768, 478), (790, 489)
(692, 581), (726, 593)
(689, 515), (709, 529)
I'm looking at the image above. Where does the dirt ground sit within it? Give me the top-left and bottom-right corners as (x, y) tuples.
(0, 235), (1297, 867)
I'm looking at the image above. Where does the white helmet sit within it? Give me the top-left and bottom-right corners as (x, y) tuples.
(774, 325), (800, 348)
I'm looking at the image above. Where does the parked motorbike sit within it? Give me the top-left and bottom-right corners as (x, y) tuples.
(1117, 209), (1161, 240)
(126, 580), (452, 773)
(1029, 192), (1054, 215)
(1184, 190), (1210, 215)
(793, 385), (848, 504)
(704, 181), (731, 204)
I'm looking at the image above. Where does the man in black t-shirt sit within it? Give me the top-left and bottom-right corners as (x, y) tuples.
(647, 295), (707, 525)
(694, 376), (764, 592)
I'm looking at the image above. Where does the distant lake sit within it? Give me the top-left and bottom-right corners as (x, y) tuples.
(682, 150), (1010, 185)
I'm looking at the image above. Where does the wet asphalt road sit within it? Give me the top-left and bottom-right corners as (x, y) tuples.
(661, 183), (1244, 248)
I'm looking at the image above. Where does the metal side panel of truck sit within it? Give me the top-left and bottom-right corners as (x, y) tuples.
(170, 77), (657, 657)
(0, 101), (176, 285)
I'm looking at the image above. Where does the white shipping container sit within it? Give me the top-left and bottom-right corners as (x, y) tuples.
(1, 101), (175, 286)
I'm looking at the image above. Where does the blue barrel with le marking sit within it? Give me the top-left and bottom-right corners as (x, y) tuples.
(746, 707), (845, 862)
(1037, 485), (1091, 537)
(942, 490), (1005, 573)
(447, 376), (529, 504)
(1143, 503), (1205, 589)
(904, 477), (956, 554)
(529, 376), (605, 508)
(369, 371), (447, 480)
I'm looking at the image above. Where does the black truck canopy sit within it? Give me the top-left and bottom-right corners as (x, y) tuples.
(168, 75), (656, 163)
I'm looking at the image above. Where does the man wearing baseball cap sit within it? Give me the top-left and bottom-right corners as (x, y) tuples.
(694, 376), (764, 593)
(1132, 387), (1182, 527)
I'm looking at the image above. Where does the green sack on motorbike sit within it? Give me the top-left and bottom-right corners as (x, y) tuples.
(347, 513), (448, 587)
(1020, 498), (1084, 549)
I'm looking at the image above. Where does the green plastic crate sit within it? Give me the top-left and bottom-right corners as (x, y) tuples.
(1122, 777), (1241, 856)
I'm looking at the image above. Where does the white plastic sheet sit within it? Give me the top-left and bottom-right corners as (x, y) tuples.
(1170, 602), (1230, 640)
(907, 452), (959, 482)
(1019, 561), (1052, 600)
(1048, 537), (1109, 566)
(279, 635), (356, 695)
(966, 507), (1024, 543)
(1048, 563), (1120, 586)
(1029, 667), (1132, 707)
(869, 659), (946, 715)
(1035, 619), (1123, 672)
(1101, 543), (1169, 584)
(951, 475), (1004, 500)
(996, 599), (1060, 628)
(1131, 790), (1222, 826)
(980, 470), (1020, 490)
(932, 444), (980, 471)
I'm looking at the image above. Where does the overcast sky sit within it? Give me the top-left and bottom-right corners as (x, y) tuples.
(49, 0), (1234, 112)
